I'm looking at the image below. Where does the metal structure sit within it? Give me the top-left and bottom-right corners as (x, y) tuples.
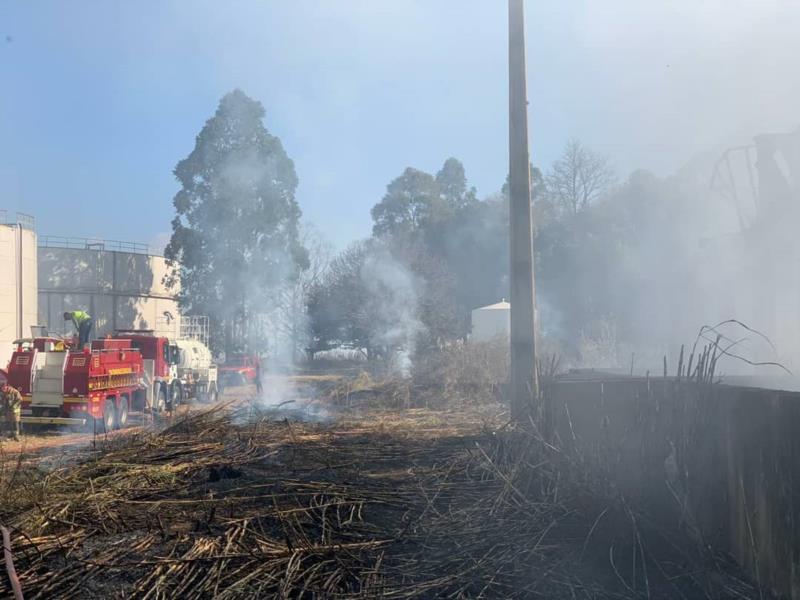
(37, 244), (179, 340)
(710, 145), (759, 230)
(180, 315), (210, 348)
(710, 127), (800, 230)
(38, 236), (151, 255)
(508, 0), (538, 420)
(0, 212), (35, 230)
(0, 213), (38, 369)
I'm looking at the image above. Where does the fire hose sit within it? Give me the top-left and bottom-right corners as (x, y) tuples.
(1, 525), (23, 600)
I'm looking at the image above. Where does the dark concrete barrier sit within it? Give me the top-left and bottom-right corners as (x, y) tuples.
(546, 376), (800, 598)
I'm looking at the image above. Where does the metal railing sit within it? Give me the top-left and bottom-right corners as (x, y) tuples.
(180, 316), (210, 348)
(38, 235), (150, 255)
(0, 211), (36, 230)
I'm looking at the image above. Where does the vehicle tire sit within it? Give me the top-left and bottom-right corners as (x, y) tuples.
(102, 399), (115, 432)
(153, 384), (167, 414)
(168, 382), (182, 410)
(116, 397), (129, 429)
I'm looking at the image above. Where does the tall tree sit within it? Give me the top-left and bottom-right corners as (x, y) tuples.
(546, 139), (615, 215)
(165, 89), (308, 354)
(308, 240), (418, 361)
(265, 224), (332, 363)
(436, 157), (477, 209)
(371, 168), (445, 237)
(502, 162), (547, 204)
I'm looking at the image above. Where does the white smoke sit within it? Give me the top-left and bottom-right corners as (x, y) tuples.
(360, 246), (423, 376)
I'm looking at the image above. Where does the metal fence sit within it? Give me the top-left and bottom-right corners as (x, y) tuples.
(0, 211), (36, 230)
(38, 235), (150, 255)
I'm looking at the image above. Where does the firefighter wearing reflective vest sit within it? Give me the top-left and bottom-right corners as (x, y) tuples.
(0, 382), (22, 441)
(64, 310), (93, 348)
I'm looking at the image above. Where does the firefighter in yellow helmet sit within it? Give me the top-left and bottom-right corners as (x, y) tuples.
(64, 310), (93, 348)
(0, 382), (22, 441)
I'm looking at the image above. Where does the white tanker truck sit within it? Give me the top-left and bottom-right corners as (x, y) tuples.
(173, 338), (219, 404)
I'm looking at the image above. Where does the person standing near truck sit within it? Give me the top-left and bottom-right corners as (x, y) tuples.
(255, 355), (263, 394)
(0, 382), (22, 441)
(64, 310), (93, 348)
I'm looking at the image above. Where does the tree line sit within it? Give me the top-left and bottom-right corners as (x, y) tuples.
(166, 89), (705, 367)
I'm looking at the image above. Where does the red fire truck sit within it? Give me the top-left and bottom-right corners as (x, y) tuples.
(6, 337), (146, 430)
(113, 331), (180, 412)
(219, 353), (260, 388)
(113, 330), (218, 410)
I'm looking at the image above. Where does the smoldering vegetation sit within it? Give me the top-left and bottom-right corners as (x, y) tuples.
(308, 129), (800, 383)
(0, 366), (765, 599)
(160, 87), (800, 385)
(74, 84), (795, 599)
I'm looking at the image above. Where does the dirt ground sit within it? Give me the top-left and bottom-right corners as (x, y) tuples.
(0, 385), (256, 465)
(0, 375), (341, 464)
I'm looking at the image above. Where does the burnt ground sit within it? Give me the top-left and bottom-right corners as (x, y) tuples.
(0, 389), (766, 599)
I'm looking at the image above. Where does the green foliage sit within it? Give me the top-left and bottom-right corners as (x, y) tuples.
(436, 157), (478, 209)
(165, 89), (308, 353)
(307, 241), (370, 356)
(307, 240), (429, 360)
(371, 168), (443, 237)
(311, 158), (506, 358)
(312, 142), (702, 367)
(374, 159), (505, 340)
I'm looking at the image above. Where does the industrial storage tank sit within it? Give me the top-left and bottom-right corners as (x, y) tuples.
(0, 213), (38, 368)
(37, 237), (180, 340)
(174, 339), (213, 371)
(470, 300), (510, 342)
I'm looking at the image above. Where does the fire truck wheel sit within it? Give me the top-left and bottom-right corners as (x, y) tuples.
(116, 397), (129, 429)
(168, 382), (182, 410)
(154, 385), (167, 414)
(102, 400), (115, 432)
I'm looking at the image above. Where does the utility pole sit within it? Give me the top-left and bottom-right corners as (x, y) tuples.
(508, 0), (538, 421)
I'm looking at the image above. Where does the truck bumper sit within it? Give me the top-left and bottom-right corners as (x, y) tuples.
(21, 416), (88, 426)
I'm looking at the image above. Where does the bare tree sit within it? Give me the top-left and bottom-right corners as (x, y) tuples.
(261, 224), (333, 364)
(546, 139), (615, 215)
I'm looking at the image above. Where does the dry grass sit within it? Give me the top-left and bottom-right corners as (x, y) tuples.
(0, 354), (765, 599)
(0, 396), (759, 599)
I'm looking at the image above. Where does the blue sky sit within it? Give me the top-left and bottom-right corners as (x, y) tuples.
(1, 1), (799, 250)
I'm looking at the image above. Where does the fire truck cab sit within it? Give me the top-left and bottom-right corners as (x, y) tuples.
(113, 331), (182, 412)
(219, 353), (260, 388)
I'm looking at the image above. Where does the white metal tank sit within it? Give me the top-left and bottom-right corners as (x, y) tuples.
(471, 300), (511, 342)
(0, 214), (38, 368)
(174, 339), (214, 371)
(37, 240), (181, 340)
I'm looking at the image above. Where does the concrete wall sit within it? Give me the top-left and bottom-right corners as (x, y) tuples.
(0, 225), (37, 368)
(38, 247), (180, 339)
(546, 377), (800, 599)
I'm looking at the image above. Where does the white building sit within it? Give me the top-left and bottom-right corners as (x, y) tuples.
(471, 300), (510, 342)
(0, 213), (37, 368)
